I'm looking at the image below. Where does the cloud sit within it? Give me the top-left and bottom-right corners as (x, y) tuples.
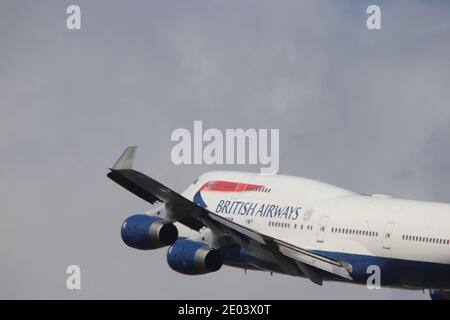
(0, 0), (448, 299)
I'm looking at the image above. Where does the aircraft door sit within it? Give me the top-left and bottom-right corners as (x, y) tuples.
(382, 222), (395, 249)
(316, 216), (329, 243)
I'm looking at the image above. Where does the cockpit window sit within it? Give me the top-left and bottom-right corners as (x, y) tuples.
(192, 178), (199, 185)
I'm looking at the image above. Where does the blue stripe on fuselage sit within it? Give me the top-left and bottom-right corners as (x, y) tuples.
(193, 191), (207, 208)
(312, 250), (450, 289)
(220, 244), (450, 289)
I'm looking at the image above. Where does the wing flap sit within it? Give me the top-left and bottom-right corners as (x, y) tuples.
(276, 240), (353, 280)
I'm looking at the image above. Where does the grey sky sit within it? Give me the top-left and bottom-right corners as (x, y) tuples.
(1, 0), (450, 299)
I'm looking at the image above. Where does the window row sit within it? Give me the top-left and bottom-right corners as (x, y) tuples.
(267, 222), (313, 231)
(204, 183), (235, 190)
(331, 227), (378, 237)
(402, 235), (449, 245)
(268, 221), (291, 228)
(247, 187), (272, 193)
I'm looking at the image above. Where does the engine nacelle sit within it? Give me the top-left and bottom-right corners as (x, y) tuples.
(167, 239), (223, 275)
(121, 214), (178, 250)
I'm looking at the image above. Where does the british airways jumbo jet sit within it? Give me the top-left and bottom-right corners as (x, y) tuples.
(108, 146), (450, 299)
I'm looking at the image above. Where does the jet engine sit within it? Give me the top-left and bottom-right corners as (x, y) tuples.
(167, 239), (223, 275)
(121, 214), (178, 250)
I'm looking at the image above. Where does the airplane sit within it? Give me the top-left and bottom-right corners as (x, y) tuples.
(108, 146), (450, 300)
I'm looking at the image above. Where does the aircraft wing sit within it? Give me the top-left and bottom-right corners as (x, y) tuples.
(107, 146), (353, 285)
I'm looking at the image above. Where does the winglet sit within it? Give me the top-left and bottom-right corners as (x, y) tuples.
(111, 146), (138, 170)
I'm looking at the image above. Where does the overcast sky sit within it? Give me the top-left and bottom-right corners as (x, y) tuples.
(1, 0), (450, 299)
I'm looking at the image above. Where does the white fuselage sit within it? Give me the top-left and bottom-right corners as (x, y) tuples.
(181, 171), (450, 289)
